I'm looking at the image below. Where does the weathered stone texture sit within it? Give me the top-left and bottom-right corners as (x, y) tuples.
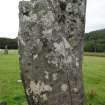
(18, 0), (86, 105)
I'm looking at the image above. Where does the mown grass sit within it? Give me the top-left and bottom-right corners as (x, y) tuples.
(0, 52), (105, 105)
(84, 52), (105, 57)
(0, 54), (27, 105)
(83, 56), (105, 105)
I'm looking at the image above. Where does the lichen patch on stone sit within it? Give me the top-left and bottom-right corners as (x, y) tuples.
(62, 37), (71, 49)
(52, 73), (58, 81)
(54, 37), (71, 57)
(73, 88), (79, 93)
(30, 81), (52, 95)
(61, 84), (68, 92)
(44, 71), (49, 79)
(53, 41), (65, 57)
(41, 11), (54, 27)
(41, 94), (48, 101)
(18, 36), (26, 46)
(64, 56), (72, 64)
(33, 54), (38, 60)
(23, 15), (30, 22)
(26, 88), (31, 96)
(76, 57), (79, 67)
(66, 3), (72, 13)
(59, 0), (66, 2)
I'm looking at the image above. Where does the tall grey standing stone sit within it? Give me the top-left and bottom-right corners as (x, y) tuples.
(18, 0), (87, 105)
(4, 45), (8, 54)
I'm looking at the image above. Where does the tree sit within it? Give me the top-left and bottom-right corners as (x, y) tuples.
(18, 0), (87, 105)
(84, 29), (105, 52)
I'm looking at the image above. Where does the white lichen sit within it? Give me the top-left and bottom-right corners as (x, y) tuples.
(52, 73), (58, 81)
(41, 94), (48, 101)
(64, 56), (72, 64)
(51, 60), (57, 65)
(76, 57), (79, 67)
(44, 71), (49, 79)
(79, 1), (86, 17)
(62, 37), (71, 49)
(18, 36), (26, 46)
(26, 88), (30, 95)
(30, 81), (52, 95)
(61, 84), (68, 92)
(33, 96), (38, 102)
(73, 88), (79, 93)
(42, 29), (53, 40)
(33, 54), (38, 60)
(31, 14), (37, 22)
(41, 11), (54, 27)
(60, 0), (66, 2)
(42, 29), (52, 35)
(54, 37), (71, 57)
(23, 15), (29, 22)
(66, 3), (72, 13)
(53, 42), (65, 57)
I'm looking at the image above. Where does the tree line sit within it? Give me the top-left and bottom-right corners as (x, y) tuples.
(0, 29), (105, 52)
(84, 29), (105, 52)
(0, 38), (18, 49)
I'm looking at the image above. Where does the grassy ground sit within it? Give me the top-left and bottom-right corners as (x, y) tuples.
(83, 56), (105, 105)
(0, 54), (26, 105)
(84, 52), (105, 57)
(0, 52), (105, 105)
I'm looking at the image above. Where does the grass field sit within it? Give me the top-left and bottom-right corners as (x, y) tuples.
(0, 52), (105, 105)
(0, 54), (26, 105)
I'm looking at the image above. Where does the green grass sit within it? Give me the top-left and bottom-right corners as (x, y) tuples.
(83, 56), (105, 105)
(84, 52), (105, 57)
(0, 52), (105, 105)
(0, 54), (26, 105)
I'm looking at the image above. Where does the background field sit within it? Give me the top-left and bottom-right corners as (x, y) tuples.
(0, 51), (105, 105)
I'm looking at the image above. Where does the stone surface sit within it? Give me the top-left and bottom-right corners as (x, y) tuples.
(18, 0), (87, 105)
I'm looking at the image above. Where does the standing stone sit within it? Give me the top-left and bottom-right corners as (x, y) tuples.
(4, 45), (8, 54)
(18, 0), (87, 105)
